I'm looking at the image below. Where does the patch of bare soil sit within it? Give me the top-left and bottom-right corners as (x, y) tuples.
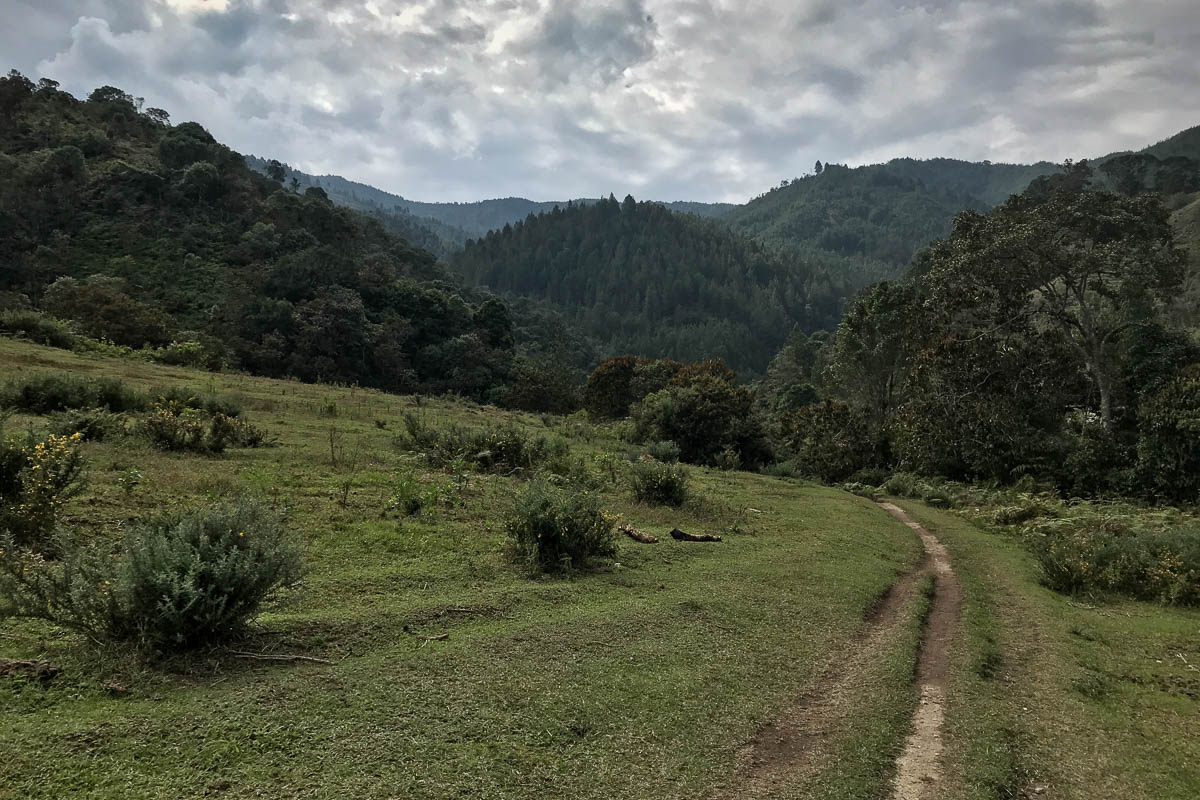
(713, 502), (961, 799)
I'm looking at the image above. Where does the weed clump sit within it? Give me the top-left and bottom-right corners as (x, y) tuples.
(143, 401), (267, 454)
(401, 412), (573, 476)
(505, 480), (616, 573)
(630, 459), (690, 507)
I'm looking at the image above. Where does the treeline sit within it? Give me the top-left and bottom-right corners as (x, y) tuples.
(779, 161), (1200, 502)
(0, 71), (524, 400)
(451, 195), (846, 376)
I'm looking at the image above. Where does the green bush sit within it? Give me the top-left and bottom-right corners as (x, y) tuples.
(47, 408), (128, 442)
(630, 459), (690, 507)
(779, 400), (877, 483)
(0, 499), (302, 650)
(152, 386), (242, 418)
(143, 402), (236, 454)
(646, 440), (681, 463)
(0, 373), (148, 414)
(505, 480), (615, 573)
(401, 413), (572, 476)
(0, 310), (77, 350)
(1136, 366), (1200, 503)
(1028, 522), (1200, 606)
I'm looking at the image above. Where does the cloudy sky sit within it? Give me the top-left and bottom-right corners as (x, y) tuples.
(6, 0), (1199, 202)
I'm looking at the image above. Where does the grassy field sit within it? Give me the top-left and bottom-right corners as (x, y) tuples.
(1, 337), (1197, 799)
(0, 338), (925, 799)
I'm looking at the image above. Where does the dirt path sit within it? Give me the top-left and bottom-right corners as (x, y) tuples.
(878, 502), (962, 800)
(715, 501), (961, 800)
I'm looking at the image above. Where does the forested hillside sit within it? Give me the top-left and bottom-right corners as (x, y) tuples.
(722, 158), (1058, 289)
(451, 196), (836, 376)
(245, 156), (734, 243)
(0, 73), (517, 399)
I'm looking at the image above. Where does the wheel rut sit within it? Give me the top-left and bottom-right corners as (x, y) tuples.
(714, 501), (961, 800)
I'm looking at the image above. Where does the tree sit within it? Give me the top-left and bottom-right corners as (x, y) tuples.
(814, 160), (823, 175)
(829, 281), (919, 427)
(266, 159), (287, 182)
(923, 190), (1187, 430)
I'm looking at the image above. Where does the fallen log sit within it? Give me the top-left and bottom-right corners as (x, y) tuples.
(619, 524), (659, 544)
(669, 527), (722, 542)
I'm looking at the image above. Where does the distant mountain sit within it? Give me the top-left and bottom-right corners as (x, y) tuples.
(450, 195), (848, 376)
(244, 156), (734, 248)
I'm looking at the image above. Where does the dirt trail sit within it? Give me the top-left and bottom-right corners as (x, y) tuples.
(716, 501), (961, 800)
(877, 502), (962, 800)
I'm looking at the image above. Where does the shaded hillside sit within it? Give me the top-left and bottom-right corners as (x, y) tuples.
(451, 196), (839, 376)
(722, 158), (1057, 285)
(245, 156), (734, 241)
(0, 72), (516, 398)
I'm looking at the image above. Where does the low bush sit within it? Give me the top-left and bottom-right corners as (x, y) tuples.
(0, 422), (86, 550)
(0, 498), (302, 650)
(401, 413), (572, 476)
(505, 480), (615, 573)
(0, 373), (148, 414)
(646, 440), (681, 463)
(0, 310), (77, 350)
(152, 386), (242, 418)
(48, 408), (129, 442)
(630, 459), (690, 507)
(1028, 520), (1200, 606)
(143, 402), (234, 454)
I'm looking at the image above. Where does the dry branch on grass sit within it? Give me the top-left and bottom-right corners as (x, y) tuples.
(619, 524), (659, 544)
(226, 650), (333, 665)
(669, 528), (722, 542)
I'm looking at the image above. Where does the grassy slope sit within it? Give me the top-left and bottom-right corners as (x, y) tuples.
(895, 501), (1200, 800)
(0, 337), (923, 800)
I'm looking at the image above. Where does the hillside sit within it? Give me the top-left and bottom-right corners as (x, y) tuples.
(1170, 195), (1200, 333)
(0, 74), (516, 398)
(722, 158), (1058, 284)
(450, 195), (843, 376)
(245, 156), (734, 243)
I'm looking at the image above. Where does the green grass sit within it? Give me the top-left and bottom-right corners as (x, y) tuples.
(0, 338), (923, 799)
(896, 501), (1200, 800)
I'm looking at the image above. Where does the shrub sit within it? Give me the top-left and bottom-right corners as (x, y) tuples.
(505, 480), (615, 573)
(646, 440), (681, 463)
(0, 499), (303, 650)
(630, 459), (690, 507)
(0, 425), (86, 549)
(0, 309), (77, 350)
(48, 408), (128, 441)
(1028, 522), (1200, 606)
(0, 373), (148, 414)
(143, 402), (236, 454)
(152, 386), (242, 417)
(400, 413), (572, 476)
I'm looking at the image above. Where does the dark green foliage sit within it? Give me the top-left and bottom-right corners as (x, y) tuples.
(629, 460), (690, 507)
(0, 372), (148, 414)
(646, 440), (681, 463)
(779, 401), (878, 483)
(496, 356), (582, 415)
(1136, 367), (1200, 503)
(0, 73), (515, 401)
(505, 480), (616, 573)
(452, 196), (818, 376)
(0, 309), (77, 349)
(629, 360), (768, 467)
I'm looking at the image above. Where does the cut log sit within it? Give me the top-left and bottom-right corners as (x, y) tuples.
(669, 527), (722, 542)
(619, 524), (659, 544)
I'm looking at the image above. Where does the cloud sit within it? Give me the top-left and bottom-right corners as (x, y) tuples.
(4, 0), (1197, 202)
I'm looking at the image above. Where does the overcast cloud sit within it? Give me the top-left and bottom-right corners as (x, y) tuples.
(5, 0), (1199, 202)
